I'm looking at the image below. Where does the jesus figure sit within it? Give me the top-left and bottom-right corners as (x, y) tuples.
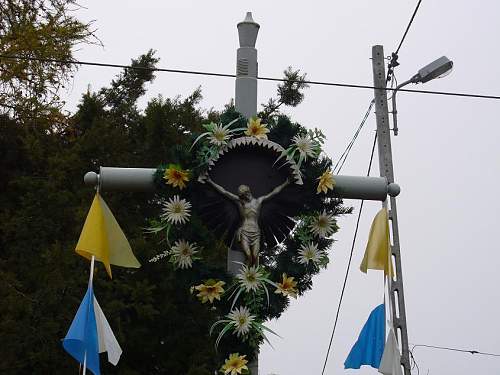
(206, 176), (290, 266)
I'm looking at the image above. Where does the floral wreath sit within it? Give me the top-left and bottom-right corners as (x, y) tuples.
(146, 110), (350, 373)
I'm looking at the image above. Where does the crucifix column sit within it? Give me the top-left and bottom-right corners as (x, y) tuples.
(233, 12), (260, 375)
(227, 12), (260, 278)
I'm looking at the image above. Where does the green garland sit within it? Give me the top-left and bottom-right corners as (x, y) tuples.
(146, 110), (351, 373)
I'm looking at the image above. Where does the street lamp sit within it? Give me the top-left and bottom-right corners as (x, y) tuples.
(392, 56), (453, 135)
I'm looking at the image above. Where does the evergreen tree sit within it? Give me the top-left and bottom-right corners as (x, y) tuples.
(0, 0), (98, 124)
(0, 52), (220, 374)
(0, 19), (313, 368)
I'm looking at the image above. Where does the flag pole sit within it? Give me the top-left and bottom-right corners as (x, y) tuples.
(82, 256), (95, 374)
(82, 352), (87, 374)
(89, 256), (95, 287)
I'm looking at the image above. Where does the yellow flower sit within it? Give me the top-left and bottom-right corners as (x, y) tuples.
(194, 279), (225, 303)
(221, 353), (248, 375)
(163, 166), (189, 190)
(244, 117), (269, 139)
(317, 169), (335, 194)
(275, 273), (298, 298)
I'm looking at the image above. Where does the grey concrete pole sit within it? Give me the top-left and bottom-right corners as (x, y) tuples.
(235, 12), (259, 375)
(372, 45), (411, 375)
(235, 12), (259, 119)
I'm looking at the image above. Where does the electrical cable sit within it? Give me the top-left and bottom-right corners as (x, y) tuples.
(2, 54), (500, 101)
(409, 342), (500, 375)
(411, 343), (500, 358)
(320, 132), (378, 375)
(387, 0), (422, 84)
(409, 347), (421, 375)
(395, 0), (423, 55)
(333, 100), (375, 174)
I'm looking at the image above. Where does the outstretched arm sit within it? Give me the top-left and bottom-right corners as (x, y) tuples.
(207, 176), (239, 201)
(259, 178), (290, 203)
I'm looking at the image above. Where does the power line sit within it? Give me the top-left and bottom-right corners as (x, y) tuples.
(409, 343), (500, 375)
(387, 0), (423, 84)
(2, 54), (500, 101)
(411, 343), (500, 358)
(409, 348), (421, 375)
(320, 132), (378, 375)
(333, 100), (375, 174)
(395, 0), (423, 55)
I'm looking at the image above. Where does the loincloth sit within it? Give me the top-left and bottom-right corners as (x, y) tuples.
(237, 228), (260, 247)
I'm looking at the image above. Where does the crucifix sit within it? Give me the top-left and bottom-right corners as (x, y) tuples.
(206, 176), (290, 266)
(83, 13), (404, 375)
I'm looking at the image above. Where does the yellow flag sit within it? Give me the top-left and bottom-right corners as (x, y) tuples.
(76, 193), (141, 278)
(360, 207), (393, 277)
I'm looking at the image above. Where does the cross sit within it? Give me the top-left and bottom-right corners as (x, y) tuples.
(83, 13), (402, 375)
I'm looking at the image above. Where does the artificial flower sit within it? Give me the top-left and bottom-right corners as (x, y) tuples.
(230, 263), (277, 309)
(163, 165), (189, 190)
(221, 353), (249, 375)
(298, 242), (322, 265)
(161, 195), (191, 225)
(275, 273), (298, 298)
(310, 211), (336, 238)
(190, 118), (243, 150)
(194, 279), (226, 303)
(244, 117), (269, 139)
(170, 239), (198, 269)
(211, 308), (279, 349)
(236, 264), (266, 292)
(227, 306), (255, 336)
(207, 122), (232, 146)
(292, 134), (316, 160)
(317, 169), (335, 194)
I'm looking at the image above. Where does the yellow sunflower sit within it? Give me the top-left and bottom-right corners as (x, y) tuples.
(275, 273), (298, 298)
(244, 117), (269, 139)
(221, 353), (248, 375)
(317, 169), (335, 194)
(194, 279), (225, 303)
(163, 166), (189, 190)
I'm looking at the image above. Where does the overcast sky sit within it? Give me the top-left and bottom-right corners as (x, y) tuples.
(65, 1), (500, 374)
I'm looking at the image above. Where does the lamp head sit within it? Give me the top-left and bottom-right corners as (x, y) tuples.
(411, 56), (453, 84)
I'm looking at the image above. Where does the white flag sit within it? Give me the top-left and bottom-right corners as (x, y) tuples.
(378, 327), (403, 375)
(93, 296), (123, 366)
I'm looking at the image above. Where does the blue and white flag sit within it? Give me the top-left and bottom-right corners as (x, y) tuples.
(344, 303), (386, 370)
(378, 326), (403, 375)
(62, 286), (122, 374)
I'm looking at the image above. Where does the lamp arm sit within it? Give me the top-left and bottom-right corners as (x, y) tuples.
(391, 79), (413, 136)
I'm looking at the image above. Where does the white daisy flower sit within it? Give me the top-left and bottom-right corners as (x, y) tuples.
(292, 134), (316, 159)
(310, 211), (336, 238)
(236, 264), (266, 292)
(170, 239), (198, 269)
(298, 242), (322, 265)
(227, 306), (255, 337)
(208, 123), (231, 146)
(161, 195), (191, 225)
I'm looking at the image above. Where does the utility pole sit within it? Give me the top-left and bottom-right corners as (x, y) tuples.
(372, 45), (411, 375)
